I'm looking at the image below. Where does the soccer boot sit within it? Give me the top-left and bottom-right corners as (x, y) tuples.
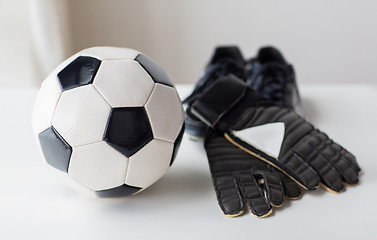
(246, 46), (304, 116)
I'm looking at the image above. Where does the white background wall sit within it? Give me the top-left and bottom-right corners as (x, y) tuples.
(2, 0), (377, 86)
(0, 0), (33, 87)
(66, 0), (377, 85)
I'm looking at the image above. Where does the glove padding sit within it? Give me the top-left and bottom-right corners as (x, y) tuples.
(192, 75), (361, 192)
(205, 129), (301, 217)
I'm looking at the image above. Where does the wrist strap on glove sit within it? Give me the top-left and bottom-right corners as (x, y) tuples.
(191, 75), (271, 131)
(190, 74), (247, 128)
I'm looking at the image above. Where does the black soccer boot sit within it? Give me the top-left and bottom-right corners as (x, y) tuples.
(183, 46), (245, 140)
(246, 46), (304, 116)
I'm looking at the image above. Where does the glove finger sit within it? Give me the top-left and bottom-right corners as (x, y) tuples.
(313, 131), (360, 185)
(319, 141), (360, 185)
(212, 172), (244, 217)
(235, 170), (272, 217)
(277, 171), (301, 199)
(258, 171), (285, 207)
(278, 151), (320, 190)
(340, 148), (361, 172)
(313, 131), (360, 171)
(294, 150), (344, 192)
(292, 131), (345, 192)
(307, 152), (344, 192)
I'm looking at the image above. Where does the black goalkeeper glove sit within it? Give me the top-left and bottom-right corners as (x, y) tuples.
(205, 128), (301, 217)
(191, 75), (361, 192)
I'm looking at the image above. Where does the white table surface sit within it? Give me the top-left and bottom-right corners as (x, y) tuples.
(1, 84), (376, 240)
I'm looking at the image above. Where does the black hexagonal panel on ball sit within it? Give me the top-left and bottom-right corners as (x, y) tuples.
(104, 107), (153, 158)
(170, 124), (185, 166)
(57, 56), (101, 91)
(135, 54), (173, 87)
(38, 126), (72, 172)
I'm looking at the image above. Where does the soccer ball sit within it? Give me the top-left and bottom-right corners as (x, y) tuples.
(32, 47), (185, 198)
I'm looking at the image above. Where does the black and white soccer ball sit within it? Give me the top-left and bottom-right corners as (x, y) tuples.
(32, 47), (185, 198)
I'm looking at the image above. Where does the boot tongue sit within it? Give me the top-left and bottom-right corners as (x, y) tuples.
(257, 46), (286, 64)
(210, 46), (244, 65)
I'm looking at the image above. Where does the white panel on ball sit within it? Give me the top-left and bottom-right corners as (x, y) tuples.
(32, 75), (62, 134)
(125, 139), (173, 188)
(68, 141), (129, 191)
(93, 59), (155, 107)
(80, 47), (140, 61)
(145, 84), (185, 142)
(52, 85), (111, 147)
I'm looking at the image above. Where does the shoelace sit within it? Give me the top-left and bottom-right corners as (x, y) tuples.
(249, 62), (291, 106)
